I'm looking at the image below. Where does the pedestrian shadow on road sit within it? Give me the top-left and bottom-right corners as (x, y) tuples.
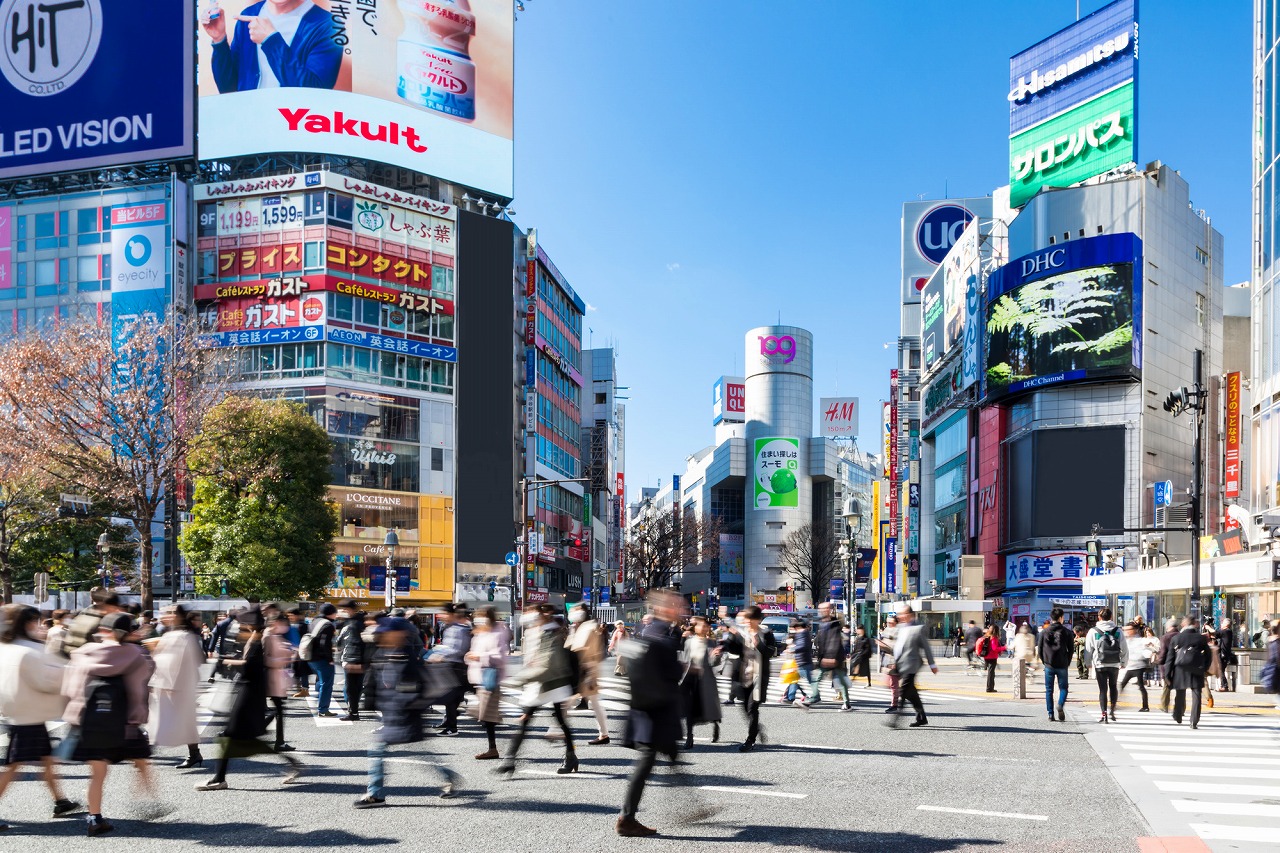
(658, 826), (1001, 852)
(921, 725), (1075, 735)
(0, 822), (402, 847)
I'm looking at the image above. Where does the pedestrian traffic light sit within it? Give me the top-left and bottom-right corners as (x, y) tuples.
(1085, 539), (1102, 573)
(1162, 387), (1191, 415)
(487, 580), (496, 601)
(219, 577), (227, 596)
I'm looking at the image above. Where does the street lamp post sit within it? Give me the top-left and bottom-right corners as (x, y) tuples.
(96, 532), (110, 590)
(384, 529), (399, 610)
(842, 500), (862, 626)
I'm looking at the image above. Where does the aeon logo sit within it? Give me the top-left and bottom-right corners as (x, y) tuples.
(759, 335), (796, 365)
(916, 204), (974, 265)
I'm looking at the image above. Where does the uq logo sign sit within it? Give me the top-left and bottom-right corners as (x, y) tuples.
(759, 334), (796, 365)
(917, 204), (975, 265)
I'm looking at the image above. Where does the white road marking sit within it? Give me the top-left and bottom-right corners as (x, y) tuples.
(1130, 752), (1279, 766)
(520, 768), (617, 779)
(777, 743), (865, 753)
(1112, 738), (1280, 751)
(699, 785), (807, 800)
(1172, 800), (1280, 818)
(1154, 780), (1280, 797)
(1190, 823), (1280, 843)
(916, 805), (1047, 821)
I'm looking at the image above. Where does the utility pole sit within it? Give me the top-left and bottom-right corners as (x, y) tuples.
(1162, 348), (1205, 625)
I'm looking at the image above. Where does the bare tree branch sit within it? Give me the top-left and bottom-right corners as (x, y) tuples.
(779, 520), (841, 604)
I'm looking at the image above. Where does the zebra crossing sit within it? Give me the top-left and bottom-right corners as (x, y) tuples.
(1089, 708), (1280, 849)
(471, 672), (983, 719)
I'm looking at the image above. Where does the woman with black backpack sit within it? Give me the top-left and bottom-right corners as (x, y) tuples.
(1085, 608), (1127, 723)
(61, 612), (163, 836)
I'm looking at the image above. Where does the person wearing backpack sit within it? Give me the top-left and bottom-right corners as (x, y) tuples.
(301, 603), (338, 716)
(1086, 608), (1127, 723)
(59, 589), (123, 658)
(975, 625), (1006, 693)
(1165, 616), (1211, 728)
(61, 612), (163, 836)
(353, 616), (461, 808)
(1037, 608), (1074, 722)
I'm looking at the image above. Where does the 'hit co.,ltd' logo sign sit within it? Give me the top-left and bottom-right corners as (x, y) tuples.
(759, 334), (796, 365)
(0, 0), (102, 96)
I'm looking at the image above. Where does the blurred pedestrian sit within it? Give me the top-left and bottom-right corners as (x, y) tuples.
(877, 616), (901, 710)
(0, 604), (81, 826)
(61, 612), (162, 836)
(428, 604), (471, 735)
(1215, 619), (1237, 692)
(887, 604), (937, 727)
(717, 605), (775, 752)
(815, 602), (853, 708)
(963, 620), (983, 669)
(285, 609), (309, 698)
(782, 617), (815, 708)
(849, 624), (873, 692)
(146, 604), (205, 768)
(465, 605), (509, 760)
(1156, 617), (1178, 711)
(1012, 624), (1038, 676)
(195, 609), (303, 791)
(60, 589), (123, 657)
(566, 603), (610, 744)
(681, 616), (721, 747)
(617, 589), (689, 837)
(302, 603), (338, 716)
(44, 610), (71, 656)
(354, 616), (460, 807)
(496, 604), (578, 776)
(1074, 625), (1090, 680)
(1119, 622), (1157, 713)
(335, 600), (368, 721)
(610, 620), (629, 675)
(263, 612), (296, 752)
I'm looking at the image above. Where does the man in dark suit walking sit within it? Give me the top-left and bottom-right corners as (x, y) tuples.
(1165, 616), (1211, 729)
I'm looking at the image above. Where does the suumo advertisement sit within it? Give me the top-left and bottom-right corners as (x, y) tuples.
(753, 437), (799, 510)
(1007, 0), (1137, 208)
(198, 0), (514, 197)
(0, 0), (194, 179)
(984, 232), (1142, 400)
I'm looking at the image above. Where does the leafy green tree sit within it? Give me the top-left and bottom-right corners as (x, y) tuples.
(180, 397), (336, 601)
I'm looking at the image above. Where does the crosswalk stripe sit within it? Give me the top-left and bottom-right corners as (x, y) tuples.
(1189, 824), (1280, 843)
(1172, 800), (1280, 818)
(1154, 780), (1280, 798)
(1129, 752), (1280, 766)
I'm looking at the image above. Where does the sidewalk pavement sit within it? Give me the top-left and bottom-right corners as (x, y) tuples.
(915, 655), (1280, 715)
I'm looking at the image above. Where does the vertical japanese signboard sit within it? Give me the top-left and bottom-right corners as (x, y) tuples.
(1225, 371), (1241, 499)
(888, 370), (899, 538)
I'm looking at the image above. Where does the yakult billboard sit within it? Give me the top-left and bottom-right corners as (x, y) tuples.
(198, 0), (513, 197)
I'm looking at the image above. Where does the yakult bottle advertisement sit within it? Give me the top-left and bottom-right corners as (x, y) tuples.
(197, 0), (514, 196)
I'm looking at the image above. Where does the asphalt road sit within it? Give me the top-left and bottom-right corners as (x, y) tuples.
(0, 661), (1173, 853)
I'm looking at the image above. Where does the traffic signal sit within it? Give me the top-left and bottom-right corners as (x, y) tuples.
(219, 577), (228, 596)
(573, 536), (582, 548)
(1085, 539), (1102, 573)
(487, 580), (496, 601)
(1162, 387), (1190, 414)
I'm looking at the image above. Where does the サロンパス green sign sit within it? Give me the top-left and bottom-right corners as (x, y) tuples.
(1009, 82), (1134, 208)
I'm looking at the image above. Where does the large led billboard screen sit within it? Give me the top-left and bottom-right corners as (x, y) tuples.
(198, 0), (514, 197)
(0, 0), (194, 179)
(984, 232), (1141, 400)
(1007, 0), (1137, 208)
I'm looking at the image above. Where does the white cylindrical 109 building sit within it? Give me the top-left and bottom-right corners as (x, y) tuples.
(743, 325), (814, 596)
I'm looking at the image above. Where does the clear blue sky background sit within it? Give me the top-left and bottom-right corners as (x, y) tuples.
(510, 0), (1250, 498)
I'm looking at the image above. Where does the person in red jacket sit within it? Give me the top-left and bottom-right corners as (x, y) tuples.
(976, 625), (1007, 694)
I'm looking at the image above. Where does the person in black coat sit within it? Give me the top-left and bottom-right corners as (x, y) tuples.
(353, 617), (460, 808)
(1214, 620), (1238, 692)
(849, 625), (873, 690)
(716, 605), (776, 752)
(196, 608), (303, 790)
(618, 589), (687, 838)
(1165, 616), (1212, 729)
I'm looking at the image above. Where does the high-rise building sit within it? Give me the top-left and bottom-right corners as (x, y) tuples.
(1252, 0), (1280, 515)
(580, 347), (626, 603)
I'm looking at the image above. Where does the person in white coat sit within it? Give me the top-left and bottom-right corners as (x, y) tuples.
(1011, 623), (1038, 677)
(0, 603), (81, 827)
(146, 604), (206, 768)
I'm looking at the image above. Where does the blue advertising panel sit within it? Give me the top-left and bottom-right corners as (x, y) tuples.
(525, 348), (535, 387)
(984, 233), (1142, 400)
(326, 327), (457, 363)
(1008, 0), (1138, 135)
(0, 0), (194, 179)
(885, 537), (898, 594)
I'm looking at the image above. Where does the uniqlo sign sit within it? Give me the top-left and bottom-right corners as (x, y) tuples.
(1225, 371), (1241, 499)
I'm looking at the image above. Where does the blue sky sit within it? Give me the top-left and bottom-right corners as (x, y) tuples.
(510, 0), (1251, 498)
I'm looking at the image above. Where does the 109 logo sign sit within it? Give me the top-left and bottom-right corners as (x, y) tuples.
(759, 334), (796, 365)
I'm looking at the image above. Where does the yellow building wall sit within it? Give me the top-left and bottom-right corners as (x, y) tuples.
(417, 496), (455, 601)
